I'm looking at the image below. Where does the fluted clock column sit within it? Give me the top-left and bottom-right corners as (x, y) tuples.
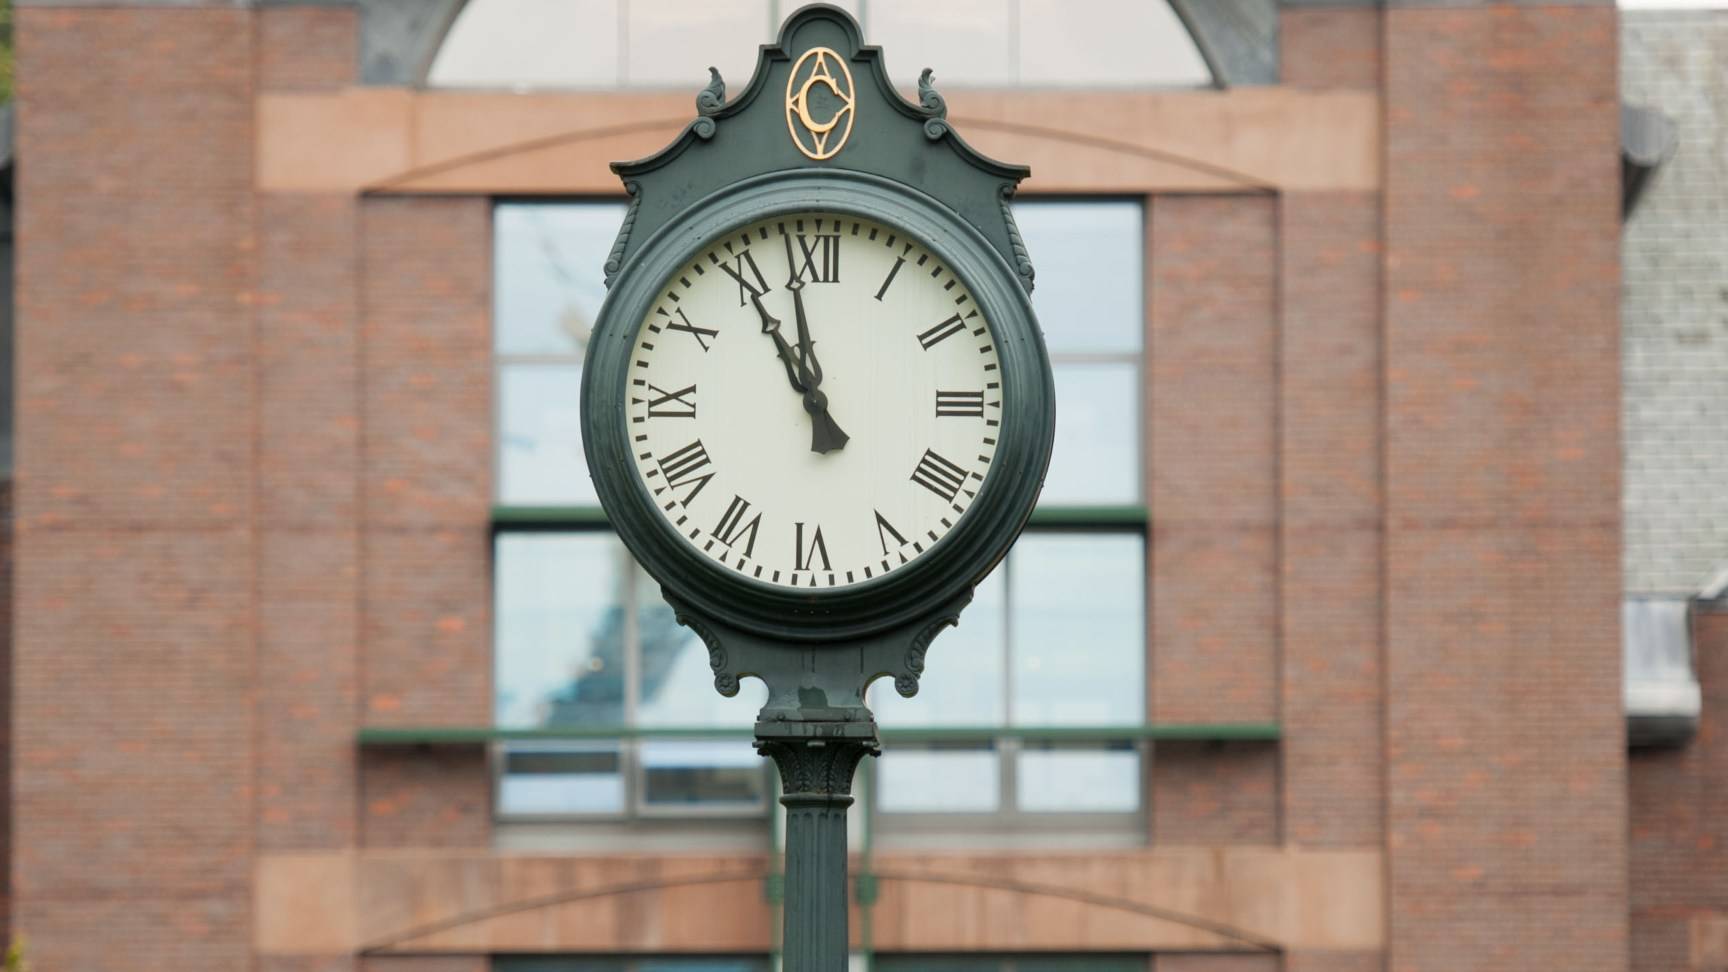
(756, 721), (880, 970)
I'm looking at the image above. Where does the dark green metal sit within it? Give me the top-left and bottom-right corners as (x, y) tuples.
(582, 7), (1049, 970)
(490, 505), (611, 528)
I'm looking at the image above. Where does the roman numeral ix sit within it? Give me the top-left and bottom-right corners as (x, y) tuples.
(646, 383), (697, 419)
(910, 449), (969, 503)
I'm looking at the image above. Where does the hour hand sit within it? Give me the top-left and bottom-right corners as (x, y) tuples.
(783, 279), (848, 454)
(748, 291), (808, 393)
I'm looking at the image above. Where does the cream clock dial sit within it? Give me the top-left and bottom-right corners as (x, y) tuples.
(625, 212), (1002, 590)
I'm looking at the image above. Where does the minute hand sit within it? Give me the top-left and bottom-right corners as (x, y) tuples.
(747, 287), (849, 454)
(785, 279), (849, 454)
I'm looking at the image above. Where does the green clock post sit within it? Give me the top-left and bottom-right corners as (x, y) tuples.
(582, 6), (1053, 968)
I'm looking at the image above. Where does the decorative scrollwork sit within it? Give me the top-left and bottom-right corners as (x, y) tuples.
(894, 614), (960, 697)
(697, 66), (726, 116)
(691, 116), (717, 141)
(674, 608), (740, 697)
(602, 181), (642, 288)
(917, 68), (947, 119)
(999, 184), (1036, 294)
(756, 735), (879, 797)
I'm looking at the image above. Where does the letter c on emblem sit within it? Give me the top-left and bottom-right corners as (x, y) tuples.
(785, 47), (856, 161)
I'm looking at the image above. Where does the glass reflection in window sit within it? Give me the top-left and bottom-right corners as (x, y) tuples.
(494, 532), (630, 728)
(494, 202), (624, 356)
(1014, 200), (1143, 355)
(1010, 533), (1144, 726)
(499, 362), (594, 506)
(876, 744), (1001, 813)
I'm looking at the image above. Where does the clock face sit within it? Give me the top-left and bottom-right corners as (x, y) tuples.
(624, 211), (1003, 591)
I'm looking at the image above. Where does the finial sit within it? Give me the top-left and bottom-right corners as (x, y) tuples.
(697, 66), (726, 116)
(917, 68), (947, 119)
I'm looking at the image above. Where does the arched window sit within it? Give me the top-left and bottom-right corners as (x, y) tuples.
(428, 0), (1212, 90)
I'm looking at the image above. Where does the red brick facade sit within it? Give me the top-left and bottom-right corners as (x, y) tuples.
(11, 2), (1636, 970)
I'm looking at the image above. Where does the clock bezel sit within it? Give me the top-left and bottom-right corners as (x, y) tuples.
(583, 169), (1053, 644)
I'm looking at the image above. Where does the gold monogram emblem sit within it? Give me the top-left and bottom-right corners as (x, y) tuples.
(785, 47), (855, 161)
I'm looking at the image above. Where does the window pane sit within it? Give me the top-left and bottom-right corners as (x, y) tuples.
(637, 575), (768, 725)
(1014, 201), (1143, 355)
(495, 202), (624, 356)
(495, 532), (630, 728)
(1016, 743), (1140, 813)
(640, 740), (767, 811)
(876, 744), (1000, 813)
(873, 564), (1005, 727)
(1039, 363), (1139, 506)
(498, 742), (625, 816)
(1010, 534), (1145, 725)
(499, 362), (595, 506)
(429, 0), (621, 88)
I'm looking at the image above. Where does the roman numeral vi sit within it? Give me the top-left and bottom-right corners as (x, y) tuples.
(794, 522), (831, 572)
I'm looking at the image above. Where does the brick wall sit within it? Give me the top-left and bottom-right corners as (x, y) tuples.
(1621, 11), (1728, 596)
(358, 196), (492, 730)
(1383, 6), (1626, 971)
(1630, 608), (1728, 970)
(1278, 191), (1383, 854)
(1149, 194), (1279, 728)
(14, 8), (259, 970)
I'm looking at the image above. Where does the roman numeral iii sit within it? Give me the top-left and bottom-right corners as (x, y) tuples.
(646, 383), (697, 418)
(713, 494), (762, 557)
(910, 449), (969, 503)
(934, 390), (985, 418)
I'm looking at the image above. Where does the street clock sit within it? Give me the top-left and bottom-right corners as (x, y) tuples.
(581, 6), (1050, 966)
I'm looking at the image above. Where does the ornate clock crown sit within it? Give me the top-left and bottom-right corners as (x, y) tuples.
(602, 3), (1034, 296)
